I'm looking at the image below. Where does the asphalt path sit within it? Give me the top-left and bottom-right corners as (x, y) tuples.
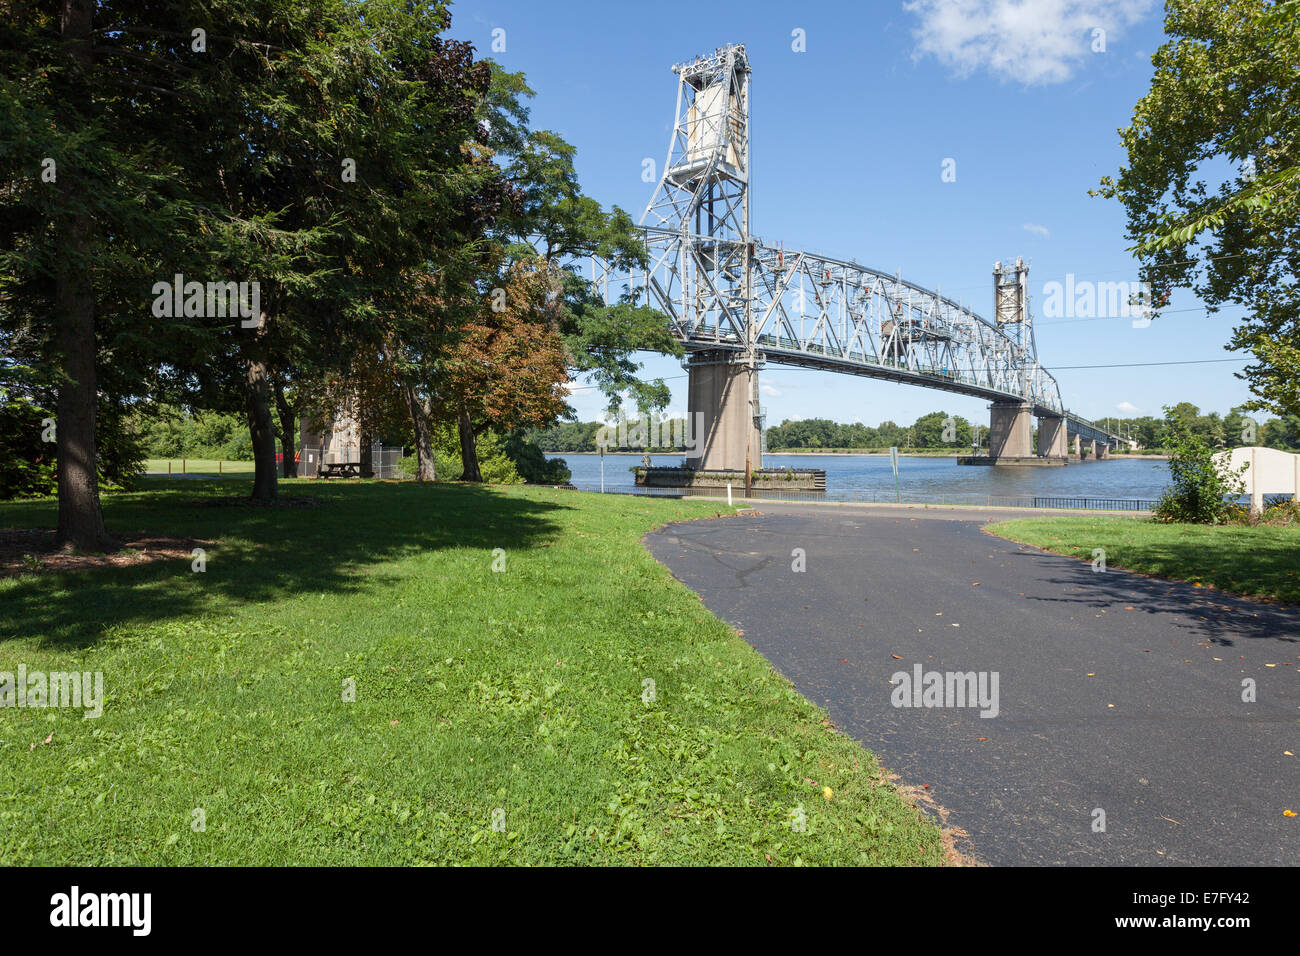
(645, 502), (1300, 865)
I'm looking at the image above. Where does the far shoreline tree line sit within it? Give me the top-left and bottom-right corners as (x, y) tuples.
(532, 404), (1300, 454)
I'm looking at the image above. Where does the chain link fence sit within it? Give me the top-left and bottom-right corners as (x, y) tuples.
(300, 443), (406, 478)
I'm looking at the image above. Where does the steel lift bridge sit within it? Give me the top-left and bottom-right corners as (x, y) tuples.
(594, 44), (1124, 472)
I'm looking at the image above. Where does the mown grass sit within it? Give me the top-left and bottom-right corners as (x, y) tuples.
(987, 516), (1300, 605)
(0, 479), (944, 865)
(143, 458), (255, 475)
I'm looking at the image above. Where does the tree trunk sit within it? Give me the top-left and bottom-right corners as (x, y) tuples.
(272, 378), (297, 478)
(359, 428), (373, 478)
(54, 212), (114, 550)
(458, 407), (483, 483)
(402, 381), (435, 481)
(246, 357), (278, 500)
(54, 0), (115, 552)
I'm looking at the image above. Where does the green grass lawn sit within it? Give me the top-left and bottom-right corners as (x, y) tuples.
(0, 480), (944, 865)
(987, 516), (1300, 605)
(143, 458), (255, 475)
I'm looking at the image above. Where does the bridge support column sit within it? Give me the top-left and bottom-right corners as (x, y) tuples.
(988, 402), (1033, 459)
(685, 351), (761, 474)
(1097, 442), (1110, 459)
(1070, 435), (1081, 460)
(1037, 415), (1068, 458)
(1088, 439), (1099, 460)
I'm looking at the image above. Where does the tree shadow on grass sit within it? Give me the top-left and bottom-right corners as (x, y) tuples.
(1001, 545), (1300, 649)
(0, 479), (569, 650)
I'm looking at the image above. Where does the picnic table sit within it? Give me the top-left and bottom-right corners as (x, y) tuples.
(318, 461), (363, 479)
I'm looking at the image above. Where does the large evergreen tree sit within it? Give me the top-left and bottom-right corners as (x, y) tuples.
(1, 0), (503, 528)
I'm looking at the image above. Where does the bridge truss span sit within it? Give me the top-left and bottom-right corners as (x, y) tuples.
(635, 225), (1066, 416)
(591, 42), (1123, 470)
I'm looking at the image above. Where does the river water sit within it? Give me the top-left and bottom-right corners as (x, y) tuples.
(550, 452), (1170, 505)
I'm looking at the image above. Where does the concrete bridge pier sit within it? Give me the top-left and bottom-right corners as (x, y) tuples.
(1037, 414), (1068, 458)
(684, 351), (761, 473)
(960, 402), (1068, 466)
(988, 402), (1033, 459)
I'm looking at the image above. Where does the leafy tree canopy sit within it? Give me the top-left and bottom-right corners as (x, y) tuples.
(1097, 0), (1300, 420)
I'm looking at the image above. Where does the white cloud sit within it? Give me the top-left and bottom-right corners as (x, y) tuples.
(760, 384), (782, 397)
(905, 0), (1153, 85)
(1116, 401), (1141, 414)
(1022, 222), (1051, 237)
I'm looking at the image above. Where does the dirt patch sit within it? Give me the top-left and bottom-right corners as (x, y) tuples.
(0, 529), (215, 578)
(885, 771), (983, 867)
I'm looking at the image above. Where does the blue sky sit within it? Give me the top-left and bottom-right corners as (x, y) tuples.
(448, 0), (1254, 429)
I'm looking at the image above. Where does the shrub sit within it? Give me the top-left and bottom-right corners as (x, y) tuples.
(1153, 428), (1246, 524)
(136, 405), (253, 461)
(0, 395), (143, 499)
(0, 397), (56, 499)
(503, 430), (570, 484)
(394, 441), (464, 480)
(472, 432), (522, 484)
(395, 427), (522, 483)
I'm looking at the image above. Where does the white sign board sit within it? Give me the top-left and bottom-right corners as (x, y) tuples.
(1215, 446), (1300, 513)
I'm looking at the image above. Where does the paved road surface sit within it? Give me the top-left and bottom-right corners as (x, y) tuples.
(646, 502), (1300, 865)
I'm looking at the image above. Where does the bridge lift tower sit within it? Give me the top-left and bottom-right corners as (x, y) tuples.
(641, 45), (761, 477)
(626, 44), (1116, 472)
(989, 258), (1068, 459)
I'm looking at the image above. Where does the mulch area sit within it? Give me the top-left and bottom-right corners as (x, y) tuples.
(0, 529), (215, 578)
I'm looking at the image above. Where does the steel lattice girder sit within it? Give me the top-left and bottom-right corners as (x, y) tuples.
(599, 233), (1119, 441)
(630, 227), (1065, 416)
(596, 42), (1124, 446)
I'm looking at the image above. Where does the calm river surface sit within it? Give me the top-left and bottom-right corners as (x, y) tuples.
(550, 452), (1170, 503)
